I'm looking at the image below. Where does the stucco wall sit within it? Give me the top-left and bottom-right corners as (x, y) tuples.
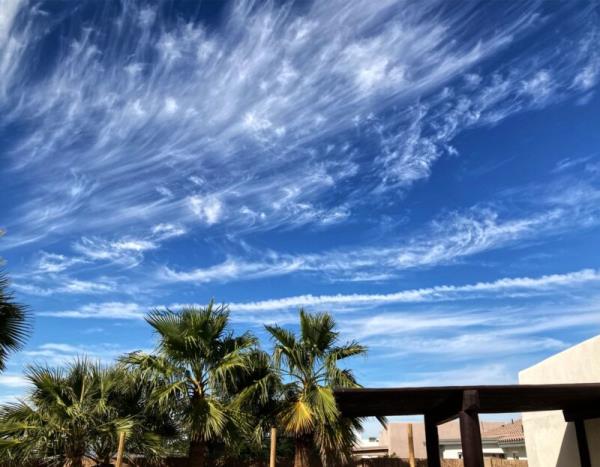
(518, 334), (600, 467)
(381, 423), (428, 458)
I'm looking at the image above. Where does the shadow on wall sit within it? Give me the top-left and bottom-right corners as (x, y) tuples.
(556, 422), (582, 467)
(556, 419), (600, 467)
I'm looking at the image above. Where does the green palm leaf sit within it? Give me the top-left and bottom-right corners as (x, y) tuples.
(0, 272), (30, 371)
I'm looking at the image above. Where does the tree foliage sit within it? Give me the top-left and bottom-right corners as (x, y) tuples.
(122, 301), (262, 467)
(0, 360), (173, 466)
(0, 304), (369, 467)
(0, 272), (30, 371)
(266, 309), (368, 467)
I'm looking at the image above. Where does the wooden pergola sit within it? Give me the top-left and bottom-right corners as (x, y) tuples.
(335, 383), (600, 467)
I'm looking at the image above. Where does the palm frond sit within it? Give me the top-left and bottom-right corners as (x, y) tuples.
(265, 325), (296, 352)
(280, 398), (315, 435)
(299, 309), (338, 354)
(0, 272), (30, 370)
(306, 386), (339, 425)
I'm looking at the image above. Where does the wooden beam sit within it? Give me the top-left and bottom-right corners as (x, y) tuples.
(334, 384), (600, 417)
(427, 405), (461, 426)
(459, 390), (484, 467)
(574, 420), (591, 467)
(424, 414), (441, 467)
(564, 406), (600, 422)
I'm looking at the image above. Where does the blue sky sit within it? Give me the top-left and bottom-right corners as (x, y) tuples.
(1, 0), (600, 433)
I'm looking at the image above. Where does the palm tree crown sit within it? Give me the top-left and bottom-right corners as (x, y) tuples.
(123, 301), (258, 467)
(266, 309), (367, 467)
(0, 359), (166, 466)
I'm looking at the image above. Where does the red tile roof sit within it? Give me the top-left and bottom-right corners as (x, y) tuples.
(484, 420), (524, 443)
(436, 420), (507, 441)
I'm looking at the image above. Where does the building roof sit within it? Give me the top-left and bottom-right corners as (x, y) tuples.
(365, 419), (521, 458)
(353, 445), (389, 454)
(436, 420), (508, 442)
(484, 420), (524, 443)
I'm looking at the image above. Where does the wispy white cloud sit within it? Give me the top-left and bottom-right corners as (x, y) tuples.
(36, 251), (87, 273)
(571, 29), (600, 92)
(151, 223), (186, 241)
(9, 222), (190, 297)
(0, 0), (27, 98)
(19, 223), (187, 281)
(333, 297), (600, 365)
(374, 364), (517, 388)
(38, 302), (147, 320)
(161, 205), (584, 284)
(230, 269), (600, 312)
(41, 268), (600, 321)
(0, 373), (28, 388)
(12, 278), (116, 296)
(0, 0), (596, 249)
(0, 0), (23, 47)
(19, 177), (600, 297)
(21, 342), (149, 366)
(73, 237), (158, 268)
(160, 256), (305, 284)
(341, 310), (494, 340)
(370, 334), (566, 359)
(187, 195), (224, 226)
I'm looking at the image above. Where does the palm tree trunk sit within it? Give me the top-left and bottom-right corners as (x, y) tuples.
(67, 457), (85, 467)
(188, 439), (207, 467)
(294, 437), (312, 467)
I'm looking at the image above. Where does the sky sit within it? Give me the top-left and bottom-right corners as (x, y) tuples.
(1, 0), (600, 435)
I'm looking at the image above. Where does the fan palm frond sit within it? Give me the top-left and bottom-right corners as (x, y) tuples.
(0, 272), (30, 371)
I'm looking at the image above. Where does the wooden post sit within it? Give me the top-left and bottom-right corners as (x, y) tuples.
(459, 410), (484, 467)
(424, 415), (441, 467)
(574, 420), (591, 467)
(115, 431), (126, 467)
(459, 390), (484, 467)
(408, 423), (416, 467)
(269, 427), (277, 467)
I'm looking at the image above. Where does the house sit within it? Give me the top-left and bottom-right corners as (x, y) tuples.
(438, 420), (526, 460)
(353, 436), (389, 459)
(355, 419), (526, 460)
(519, 334), (600, 467)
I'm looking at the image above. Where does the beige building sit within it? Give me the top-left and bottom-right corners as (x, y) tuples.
(356, 419), (526, 460)
(519, 334), (600, 467)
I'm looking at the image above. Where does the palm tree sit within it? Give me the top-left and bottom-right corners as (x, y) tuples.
(227, 349), (284, 465)
(0, 360), (169, 466)
(0, 272), (30, 371)
(91, 367), (177, 466)
(122, 301), (258, 467)
(265, 309), (367, 467)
